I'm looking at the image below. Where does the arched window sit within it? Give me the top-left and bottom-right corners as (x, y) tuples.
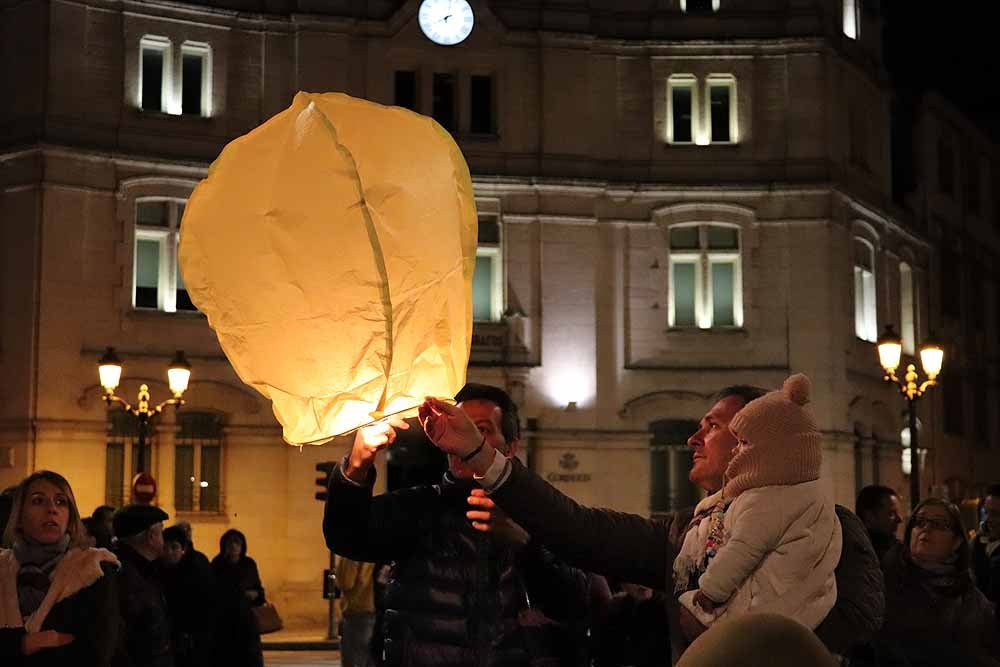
(134, 198), (196, 313)
(853, 237), (877, 342)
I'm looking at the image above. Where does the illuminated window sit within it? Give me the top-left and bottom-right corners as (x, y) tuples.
(668, 224), (742, 329)
(843, 0), (861, 39)
(899, 262), (916, 355)
(137, 35), (211, 117)
(707, 76), (737, 144)
(681, 0), (719, 12)
(134, 199), (197, 313)
(667, 74), (738, 145)
(853, 238), (877, 342)
(472, 217), (503, 322)
(181, 42), (212, 117)
(140, 36), (171, 113)
(174, 412), (223, 512)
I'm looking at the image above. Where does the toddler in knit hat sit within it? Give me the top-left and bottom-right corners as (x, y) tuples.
(674, 374), (842, 634)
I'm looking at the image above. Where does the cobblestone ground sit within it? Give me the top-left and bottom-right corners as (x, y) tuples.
(263, 650), (340, 667)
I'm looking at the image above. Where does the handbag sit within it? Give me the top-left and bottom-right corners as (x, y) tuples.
(251, 602), (284, 634)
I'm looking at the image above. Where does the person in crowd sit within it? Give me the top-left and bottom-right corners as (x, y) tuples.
(336, 556), (376, 667)
(419, 383), (884, 662)
(0, 486), (16, 539)
(0, 471), (120, 666)
(877, 497), (999, 666)
(973, 484), (1000, 603)
(211, 528), (264, 667)
(590, 581), (668, 667)
(172, 521), (211, 570)
(324, 383), (595, 667)
(161, 525), (216, 667)
(674, 375), (841, 637)
(113, 503), (174, 667)
(91, 506), (116, 549)
(856, 485), (903, 566)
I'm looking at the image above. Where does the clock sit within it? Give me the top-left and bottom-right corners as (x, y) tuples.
(418, 0), (475, 46)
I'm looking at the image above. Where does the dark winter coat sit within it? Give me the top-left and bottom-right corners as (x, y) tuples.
(486, 457), (885, 663)
(876, 551), (999, 667)
(211, 534), (264, 667)
(0, 556), (120, 667)
(162, 549), (217, 667)
(323, 461), (593, 667)
(115, 543), (175, 667)
(973, 536), (1000, 603)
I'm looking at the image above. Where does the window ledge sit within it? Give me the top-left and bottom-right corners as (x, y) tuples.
(135, 108), (214, 122)
(666, 327), (747, 335)
(174, 510), (229, 521)
(128, 308), (205, 320)
(460, 132), (501, 143)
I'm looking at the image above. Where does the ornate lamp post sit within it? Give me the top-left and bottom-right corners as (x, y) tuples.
(876, 325), (945, 509)
(98, 347), (192, 480)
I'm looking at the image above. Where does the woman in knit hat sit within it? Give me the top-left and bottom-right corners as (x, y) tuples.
(673, 373), (842, 636)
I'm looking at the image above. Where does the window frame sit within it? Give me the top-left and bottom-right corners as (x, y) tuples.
(473, 217), (504, 323)
(133, 198), (195, 314)
(853, 237), (878, 343)
(667, 75), (697, 145)
(680, 0), (720, 12)
(667, 223), (743, 330)
(174, 411), (225, 514)
(180, 41), (212, 117)
(139, 35), (172, 114)
(843, 0), (861, 40)
(705, 75), (738, 145)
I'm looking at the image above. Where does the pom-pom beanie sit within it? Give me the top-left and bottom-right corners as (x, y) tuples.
(724, 373), (822, 500)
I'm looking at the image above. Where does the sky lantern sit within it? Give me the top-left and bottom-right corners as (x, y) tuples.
(178, 92), (477, 445)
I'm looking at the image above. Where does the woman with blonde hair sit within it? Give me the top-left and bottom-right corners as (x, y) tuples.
(0, 470), (120, 666)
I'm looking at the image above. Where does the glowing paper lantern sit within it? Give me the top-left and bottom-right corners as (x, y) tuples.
(178, 92), (477, 445)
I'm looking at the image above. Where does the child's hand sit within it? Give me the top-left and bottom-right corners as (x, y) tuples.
(693, 590), (716, 612)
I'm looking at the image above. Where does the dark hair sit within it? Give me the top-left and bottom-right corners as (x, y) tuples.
(219, 528), (248, 559)
(712, 385), (767, 407)
(163, 525), (188, 548)
(3, 471), (87, 548)
(902, 498), (970, 573)
(856, 485), (899, 518)
(454, 383), (520, 444)
(92, 505), (116, 522)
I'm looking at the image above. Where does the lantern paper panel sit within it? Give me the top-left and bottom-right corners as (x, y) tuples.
(179, 91), (477, 445)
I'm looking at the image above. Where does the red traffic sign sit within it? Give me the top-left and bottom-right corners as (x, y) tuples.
(132, 472), (158, 505)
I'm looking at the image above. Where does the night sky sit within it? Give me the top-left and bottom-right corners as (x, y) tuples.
(883, 1), (1000, 138)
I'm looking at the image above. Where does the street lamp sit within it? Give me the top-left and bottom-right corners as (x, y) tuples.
(98, 347), (192, 480)
(876, 325), (945, 509)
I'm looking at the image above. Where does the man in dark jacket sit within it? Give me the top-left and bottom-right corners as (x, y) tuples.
(856, 485), (903, 566)
(420, 386), (886, 663)
(324, 383), (594, 667)
(114, 504), (175, 667)
(161, 525), (216, 667)
(972, 484), (1000, 603)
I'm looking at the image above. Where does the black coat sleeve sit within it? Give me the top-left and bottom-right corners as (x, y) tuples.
(322, 458), (437, 563)
(518, 543), (593, 626)
(814, 505), (885, 655)
(489, 458), (671, 590)
(73, 562), (122, 667)
(0, 627), (26, 666)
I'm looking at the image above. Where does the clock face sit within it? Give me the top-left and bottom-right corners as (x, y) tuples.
(418, 0), (475, 46)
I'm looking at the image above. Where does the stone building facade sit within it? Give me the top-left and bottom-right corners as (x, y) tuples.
(2, 0), (998, 625)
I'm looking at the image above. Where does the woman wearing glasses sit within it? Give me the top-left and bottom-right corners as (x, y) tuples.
(876, 498), (999, 666)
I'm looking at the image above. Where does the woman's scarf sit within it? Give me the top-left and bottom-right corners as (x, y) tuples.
(908, 552), (968, 598)
(13, 535), (71, 618)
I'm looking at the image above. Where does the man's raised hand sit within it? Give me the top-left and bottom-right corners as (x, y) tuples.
(418, 397), (481, 456)
(345, 417), (409, 482)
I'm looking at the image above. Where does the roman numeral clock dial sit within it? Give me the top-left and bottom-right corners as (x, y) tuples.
(418, 0), (475, 46)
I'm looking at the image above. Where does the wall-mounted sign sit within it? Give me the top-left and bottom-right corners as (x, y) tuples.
(546, 452), (591, 483)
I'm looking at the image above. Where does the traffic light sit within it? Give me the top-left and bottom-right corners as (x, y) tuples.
(315, 461), (336, 501)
